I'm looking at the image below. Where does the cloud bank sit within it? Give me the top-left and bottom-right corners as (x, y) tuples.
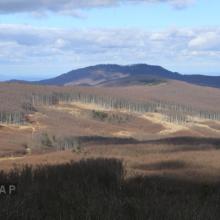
(0, 24), (219, 76)
(0, 0), (195, 15)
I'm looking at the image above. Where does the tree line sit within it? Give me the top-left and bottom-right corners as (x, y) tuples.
(1, 91), (219, 125)
(0, 100), (35, 125)
(31, 92), (220, 123)
(0, 111), (25, 125)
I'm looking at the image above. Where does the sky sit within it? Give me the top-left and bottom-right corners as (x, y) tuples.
(0, 0), (220, 80)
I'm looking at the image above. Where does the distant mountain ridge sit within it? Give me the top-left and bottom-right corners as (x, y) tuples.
(7, 64), (220, 88)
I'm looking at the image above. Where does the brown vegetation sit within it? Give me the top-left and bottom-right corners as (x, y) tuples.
(1, 82), (220, 182)
(1, 158), (220, 219)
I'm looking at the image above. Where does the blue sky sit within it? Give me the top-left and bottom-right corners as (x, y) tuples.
(0, 0), (220, 80)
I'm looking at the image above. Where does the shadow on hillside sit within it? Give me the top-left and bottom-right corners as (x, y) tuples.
(134, 160), (188, 171)
(53, 135), (220, 149)
(0, 158), (220, 220)
(77, 136), (220, 154)
(148, 136), (220, 148)
(148, 136), (220, 153)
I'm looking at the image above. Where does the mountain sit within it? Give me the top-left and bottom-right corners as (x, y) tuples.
(8, 64), (220, 88)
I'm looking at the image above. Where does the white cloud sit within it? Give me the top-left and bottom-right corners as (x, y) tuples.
(169, 0), (195, 9)
(0, 0), (195, 15)
(0, 24), (219, 76)
(188, 32), (220, 51)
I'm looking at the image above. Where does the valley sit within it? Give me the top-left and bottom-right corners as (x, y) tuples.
(1, 81), (220, 182)
(1, 0), (219, 218)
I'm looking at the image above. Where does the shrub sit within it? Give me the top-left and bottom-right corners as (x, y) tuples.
(91, 110), (108, 121)
(40, 132), (53, 147)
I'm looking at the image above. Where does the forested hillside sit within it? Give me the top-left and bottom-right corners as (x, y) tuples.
(1, 82), (220, 125)
(10, 64), (220, 88)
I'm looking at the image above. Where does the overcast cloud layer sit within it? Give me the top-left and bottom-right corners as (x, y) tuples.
(0, 24), (219, 77)
(0, 0), (195, 15)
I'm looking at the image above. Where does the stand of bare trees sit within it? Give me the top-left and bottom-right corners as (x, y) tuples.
(0, 99), (35, 125)
(31, 92), (220, 124)
(0, 111), (25, 124)
(1, 90), (219, 125)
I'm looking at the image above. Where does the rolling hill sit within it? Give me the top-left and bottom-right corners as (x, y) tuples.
(35, 64), (169, 86)
(8, 64), (220, 88)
